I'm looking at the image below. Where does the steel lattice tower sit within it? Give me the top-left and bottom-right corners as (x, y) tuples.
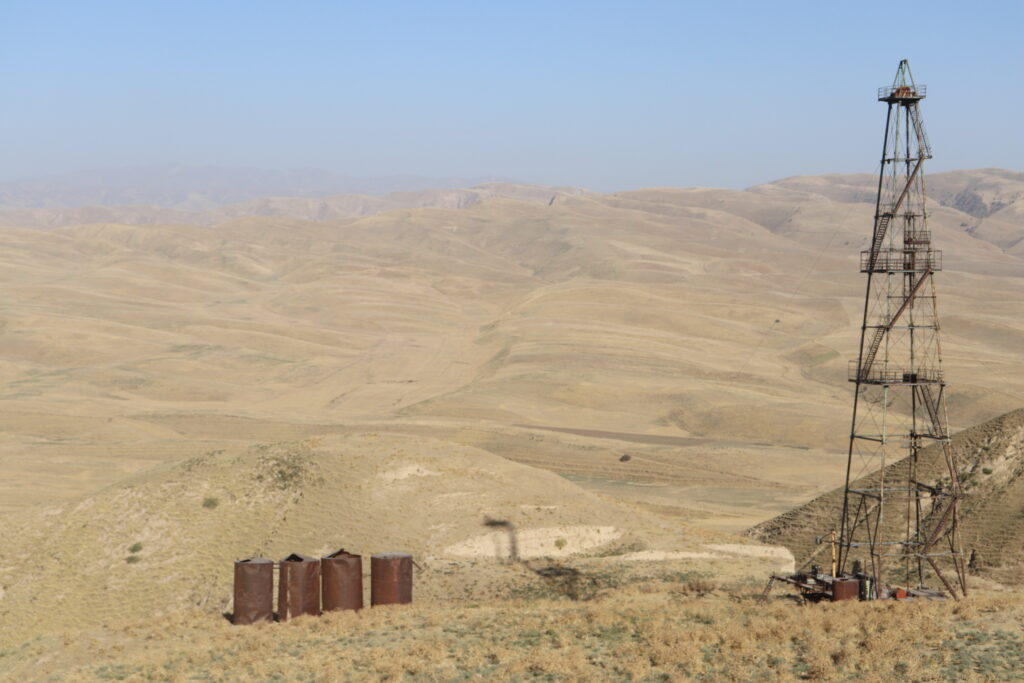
(837, 60), (967, 598)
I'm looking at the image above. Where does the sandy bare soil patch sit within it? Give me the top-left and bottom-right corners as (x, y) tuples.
(444, 525), (622, 559)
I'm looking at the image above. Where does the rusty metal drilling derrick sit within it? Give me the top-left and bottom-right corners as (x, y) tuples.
(837, 60), (967, 599)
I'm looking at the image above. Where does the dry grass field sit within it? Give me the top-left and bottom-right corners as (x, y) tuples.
(0, 168), (1022, 679)
(5, 575), (1024, 681)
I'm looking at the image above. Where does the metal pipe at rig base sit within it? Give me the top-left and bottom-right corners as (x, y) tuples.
(278, 554), (321, 621)
(322, 549), (363, 612)
(371, 552), (413, 606)
(232, 557), (274, 625)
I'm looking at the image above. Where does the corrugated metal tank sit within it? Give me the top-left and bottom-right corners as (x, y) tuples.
(232, 557), (274, 625)
(371, 552), (413, 606)
(322, 549), (363, 612)
(278, 553), (321, 620)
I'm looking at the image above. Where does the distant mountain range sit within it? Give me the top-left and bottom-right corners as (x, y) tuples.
(0, 164), (505, 211)
(0, 168), (1020, 256)
(0, 182), (592, 230)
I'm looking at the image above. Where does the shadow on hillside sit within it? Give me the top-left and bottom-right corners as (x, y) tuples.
(530, 564), (601, 601)
(484, 516), (601, 601)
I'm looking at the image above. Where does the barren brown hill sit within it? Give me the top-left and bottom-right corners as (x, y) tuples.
(0, 170), (1022, 678)
(750, 168), (1024, 253)
(0, 170), (1021, 533)
(748, 407), (1024, 584)
(0, 432), (788, 648)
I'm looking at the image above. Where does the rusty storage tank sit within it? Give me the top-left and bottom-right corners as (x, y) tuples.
(832, 578), (860, 601)
(322, 548), (363, 612)
(371, 552), (413, 606)
(278, 553), (321, 620)
(232, 557), (274, 625)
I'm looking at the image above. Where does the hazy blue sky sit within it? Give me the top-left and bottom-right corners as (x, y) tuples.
(2, 1), (1021, 191)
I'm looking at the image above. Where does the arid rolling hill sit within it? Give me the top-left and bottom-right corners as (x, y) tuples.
(0, 169), (1021, 532)
(0, 168), (1022, 678)
(2, 432), (790, 647)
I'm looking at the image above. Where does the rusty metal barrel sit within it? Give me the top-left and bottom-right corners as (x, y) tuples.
(832, 578), (860, 602)
(371, 552), (413, 606)
(232, 557), (274, 625)
(278, 553), (321, 620)
(321, 549), (363, 612)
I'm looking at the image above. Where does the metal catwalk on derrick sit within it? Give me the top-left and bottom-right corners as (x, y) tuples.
(837, 59), (967, 599)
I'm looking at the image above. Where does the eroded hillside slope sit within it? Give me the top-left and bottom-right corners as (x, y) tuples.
(748, 407), (1024, 584)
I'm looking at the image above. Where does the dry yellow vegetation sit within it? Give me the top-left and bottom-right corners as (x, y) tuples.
(0, 170), (1022, 679)
(4, 576), (1024, 681)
